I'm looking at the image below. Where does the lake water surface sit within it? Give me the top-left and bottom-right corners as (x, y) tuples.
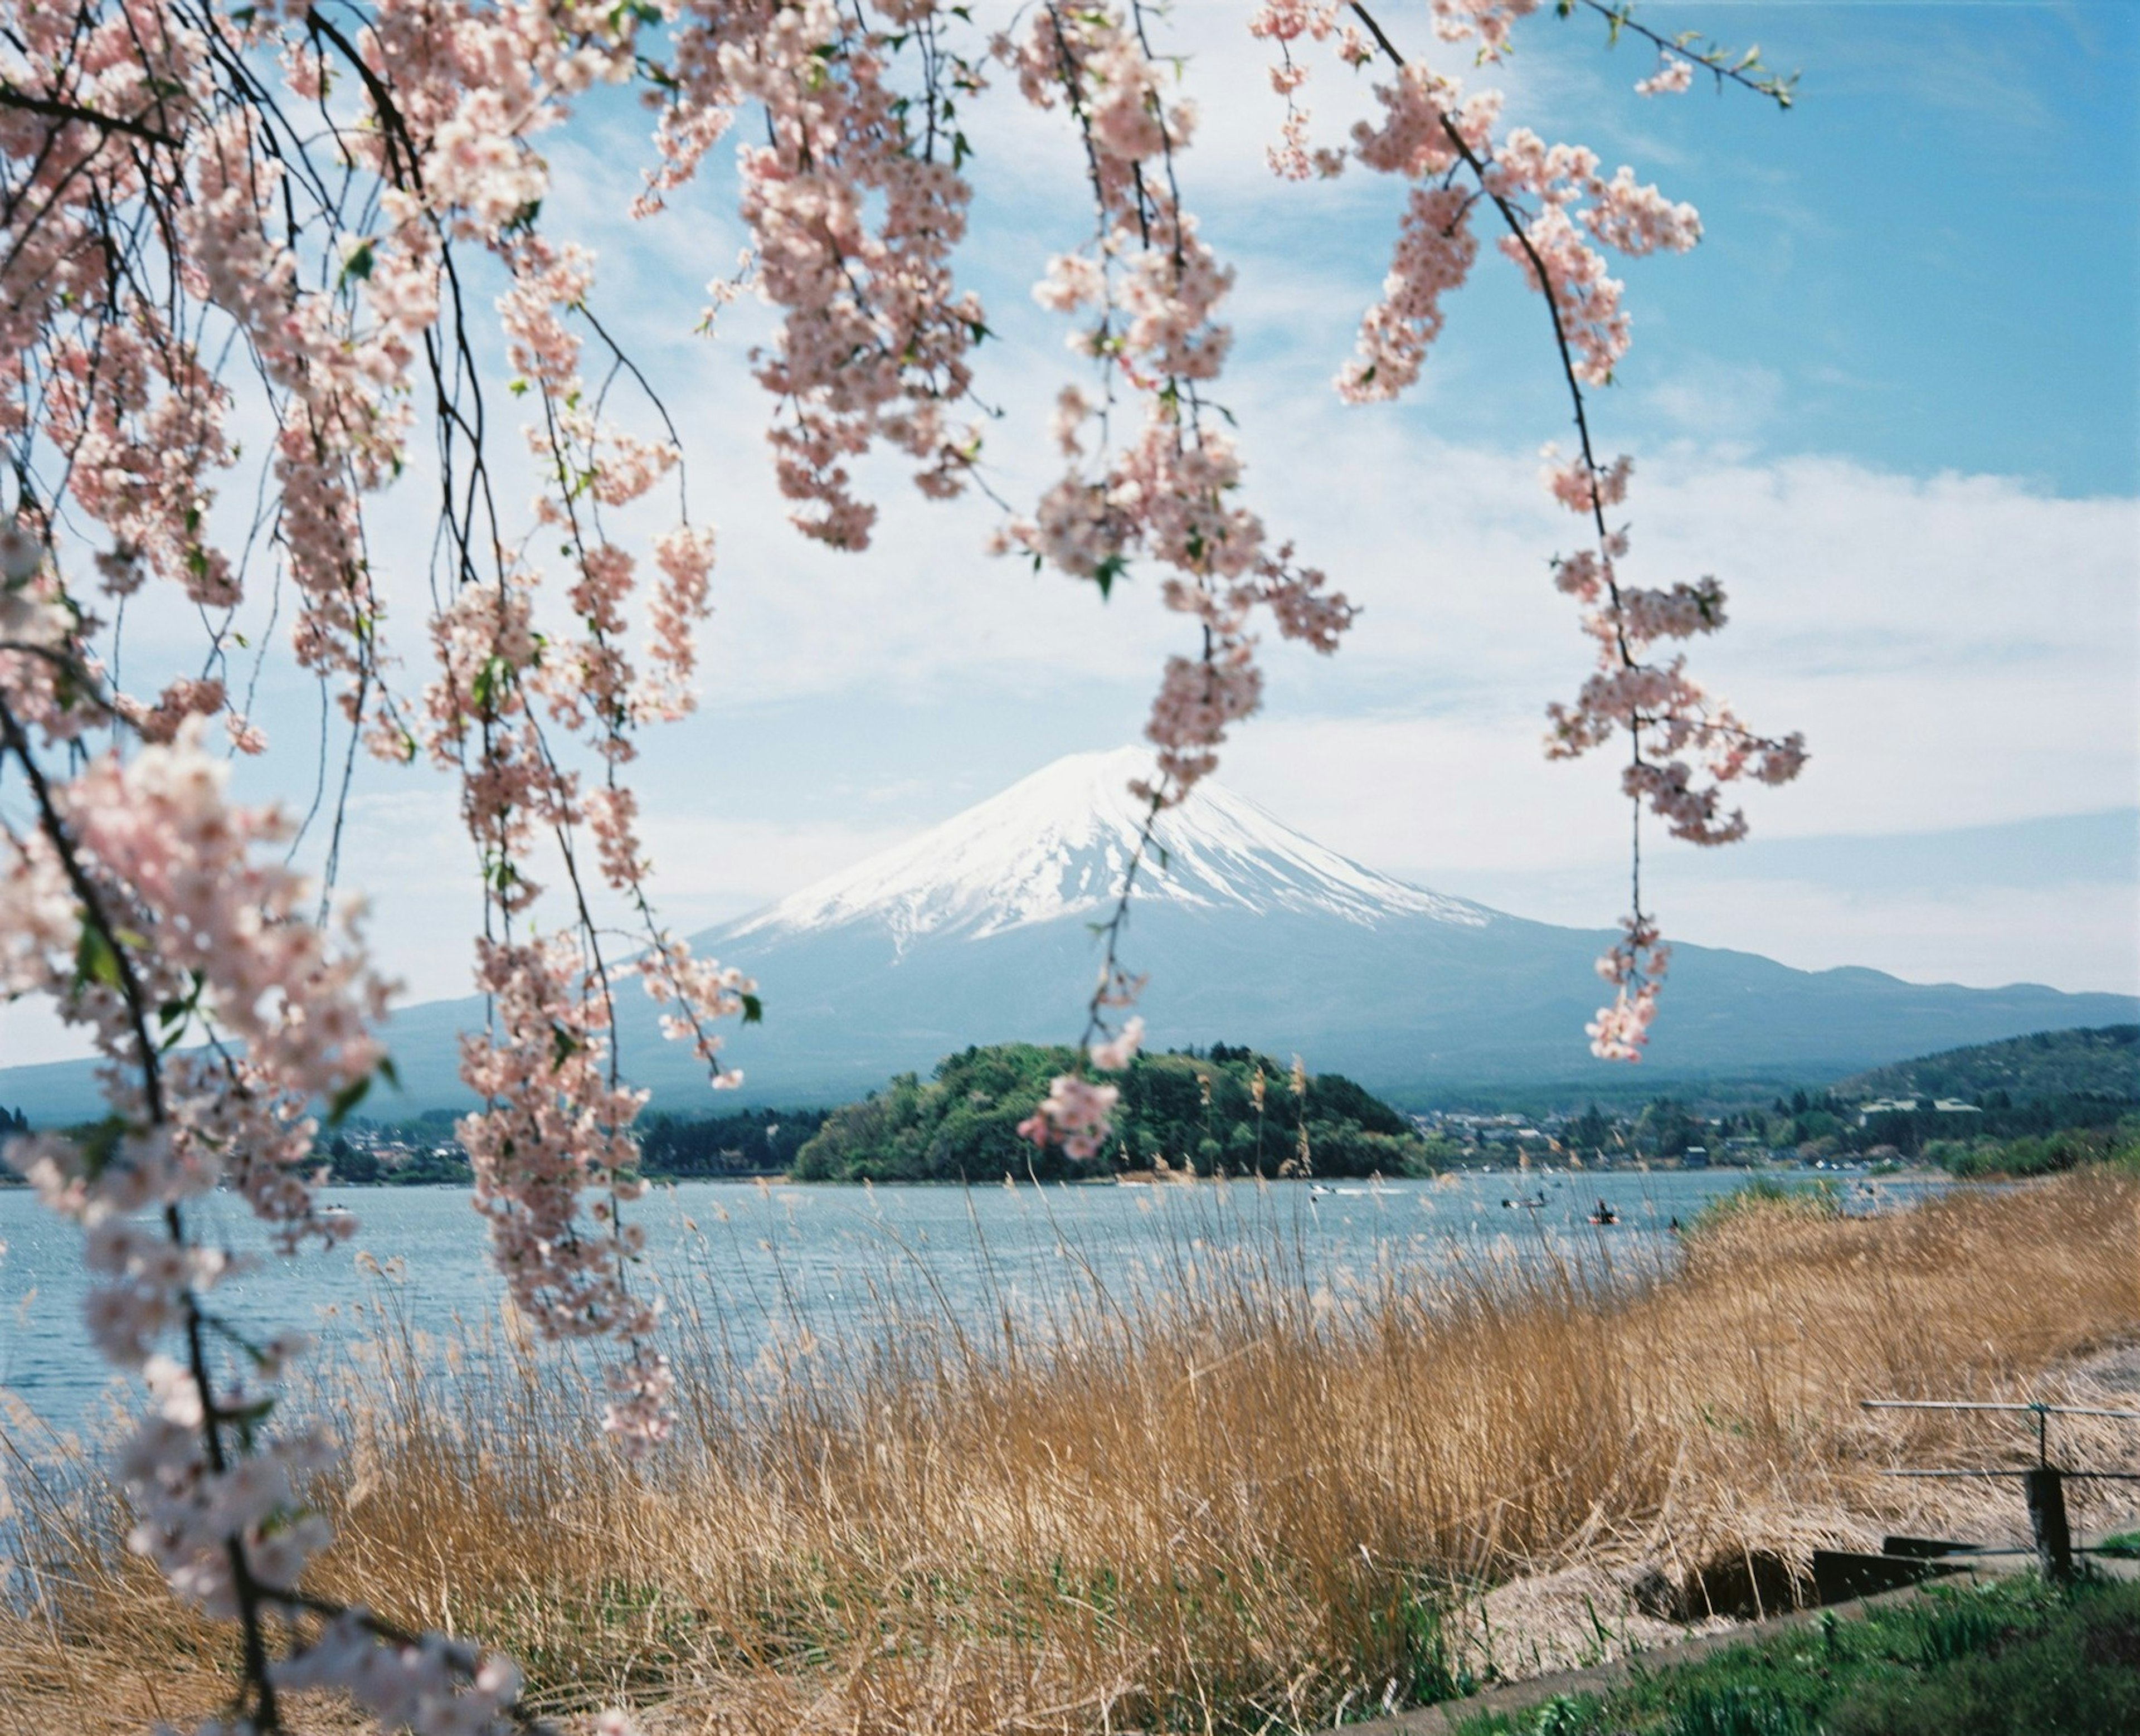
(0, 1169), (1928, 1426)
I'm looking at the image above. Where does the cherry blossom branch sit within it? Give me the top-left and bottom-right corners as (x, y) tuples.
(1, 705), (341, 1733)
(1563, 0), (1799, 108)
(1334, 0), (1804, 1058)
(0, 2), (1810, 1724)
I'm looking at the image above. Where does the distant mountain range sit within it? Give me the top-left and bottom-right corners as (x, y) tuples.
(2, 748), (2134, 1121)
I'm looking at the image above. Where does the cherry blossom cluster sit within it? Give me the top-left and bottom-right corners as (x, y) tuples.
(641, 0), (989, 548)
(128, 1352), (544, 1736)
(637, 933), (757, 1087)
(1636, 55), (1696, 96)
(1587, 912), (1669, 1062)
(123, 1354), (334, 1619)
(1536, 453), (1807, 850)
(601, 1341), (680, 1454)
(641, 526), (719, 723)
(1532, 449), (1805, 1050)
(1335, 184), (1480, 403)
(1017, 1073), (1123, 1163)
(62, 728), (388, 1095)
(0, 523), (69, 649)
(458, 940), (659, 1327)
(1429, 0), (1543, 59)
(111, 678), (259, 757)
(1252, 12), (1703, 395)
(1019, 1009), (1147, 1164)
(1091, 1014), (1146, 1072)
(268, 1612), (526, 1736)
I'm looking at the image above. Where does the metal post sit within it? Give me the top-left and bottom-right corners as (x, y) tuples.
(2024, 1466), (2074, 1583)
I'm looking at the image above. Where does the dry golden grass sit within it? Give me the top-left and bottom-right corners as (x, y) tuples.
(4, 1171), (2137, 1736)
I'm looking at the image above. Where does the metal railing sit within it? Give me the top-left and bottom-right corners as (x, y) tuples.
(1861, 1398), (2140, 1581)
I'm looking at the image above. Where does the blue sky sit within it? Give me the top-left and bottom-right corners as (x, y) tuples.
(3, 1), (2135, 1069)
(1334, 0), (2140, 496)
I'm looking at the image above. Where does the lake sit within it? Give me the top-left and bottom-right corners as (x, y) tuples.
(0, 1169), (1924, 1427)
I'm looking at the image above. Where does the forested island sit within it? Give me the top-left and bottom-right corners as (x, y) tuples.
(790, 1043), (1429, 1182)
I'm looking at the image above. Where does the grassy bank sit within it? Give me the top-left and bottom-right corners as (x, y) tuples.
(1451, 1574), (2140, 1736)
(3, 1172), (2137, 1735)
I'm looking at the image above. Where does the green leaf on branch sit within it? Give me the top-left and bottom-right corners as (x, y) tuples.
(551, 1024), (584, 1070)
(740, 992), (763, 1026)
(73, 921), (124, 993)
(327, 1073), (372, 1126)
(470, 653), (512, 714)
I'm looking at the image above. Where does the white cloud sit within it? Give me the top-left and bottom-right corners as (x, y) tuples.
(1647, 877), (2138, 998)
(327, 789), (917, 1010)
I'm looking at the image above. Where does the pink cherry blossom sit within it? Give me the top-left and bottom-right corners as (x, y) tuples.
(1091, 1015), (1146, 1071)
(1636, 56), (1696, 98)
(1018, 1074), (1122, 1162)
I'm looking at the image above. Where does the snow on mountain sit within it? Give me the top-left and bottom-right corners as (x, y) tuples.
(737, 747), (1487, 949)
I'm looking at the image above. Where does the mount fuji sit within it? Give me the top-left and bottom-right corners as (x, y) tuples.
(731, 747), (1490, 947)
(1, 749), (2132, 1119)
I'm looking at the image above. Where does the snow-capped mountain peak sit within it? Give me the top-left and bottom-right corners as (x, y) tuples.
(735, 747), (1488, 950)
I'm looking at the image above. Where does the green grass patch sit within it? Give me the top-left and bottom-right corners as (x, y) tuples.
(1450, 1575), (2140, 1736)
(1684, 1175), (1842, 1237)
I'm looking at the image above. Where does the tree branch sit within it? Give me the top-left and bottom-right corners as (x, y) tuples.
(0, 81), (181, 147)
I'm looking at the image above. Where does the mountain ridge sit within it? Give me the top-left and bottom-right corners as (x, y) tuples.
(0, 750), (2133, 1120)
(1835, 1025), (2140, 1106)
